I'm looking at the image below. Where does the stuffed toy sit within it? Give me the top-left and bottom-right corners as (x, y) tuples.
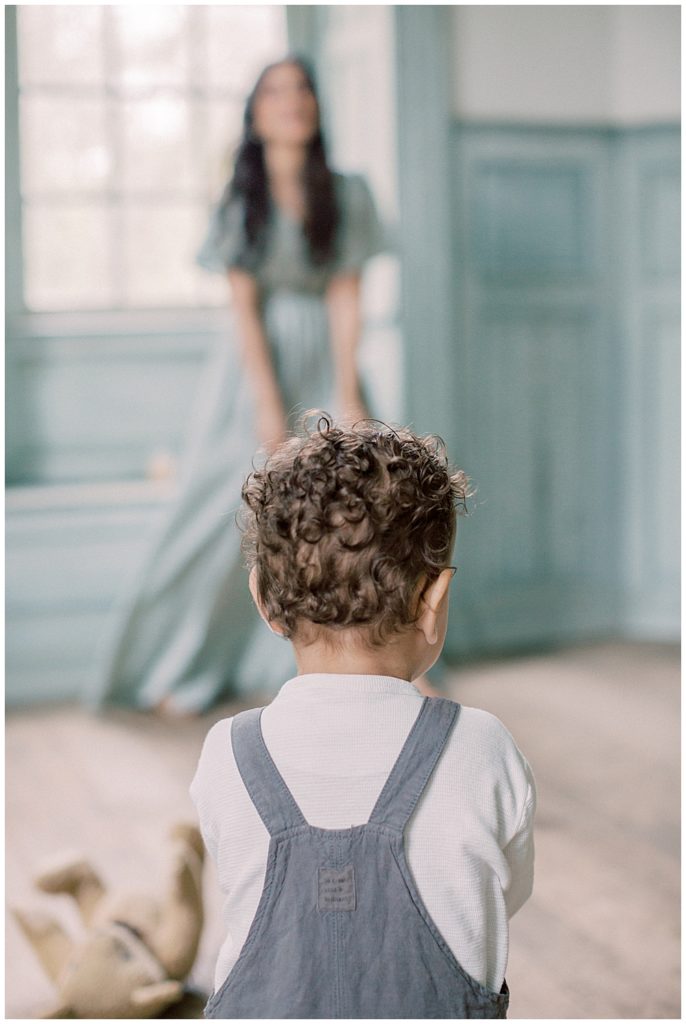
(13, 823), (205, 1019)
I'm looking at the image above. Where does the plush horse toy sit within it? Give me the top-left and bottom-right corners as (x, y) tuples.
(13, 823), (205, 1018)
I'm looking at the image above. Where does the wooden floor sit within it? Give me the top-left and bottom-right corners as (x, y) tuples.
(6, 641), (680, 1019)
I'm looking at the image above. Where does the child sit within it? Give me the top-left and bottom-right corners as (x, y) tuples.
(190, 415), (536, 1019)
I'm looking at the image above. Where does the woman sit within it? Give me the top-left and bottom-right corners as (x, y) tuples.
(90, 57), (388, 715)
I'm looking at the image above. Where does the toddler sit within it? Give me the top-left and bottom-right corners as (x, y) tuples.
(190, 415), (536, 1019)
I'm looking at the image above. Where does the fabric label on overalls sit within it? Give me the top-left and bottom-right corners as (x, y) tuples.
(318, 864), (356, 911)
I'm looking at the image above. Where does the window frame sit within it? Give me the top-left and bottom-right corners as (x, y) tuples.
(8, 4), (294, 321)
(5, 5), (307, 486)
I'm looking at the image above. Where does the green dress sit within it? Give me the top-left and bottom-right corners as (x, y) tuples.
(90, 173), (386, 713)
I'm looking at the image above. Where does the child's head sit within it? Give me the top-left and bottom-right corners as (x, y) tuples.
(240, 414), (470, 674)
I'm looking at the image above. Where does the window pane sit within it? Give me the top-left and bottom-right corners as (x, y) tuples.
(207, 6), (287, 92)
(16, 4), (287, 312)
(23, 204), (114, 310)
(18, 6), (104, 86)
(123, 204), (205, 306)
(112, 6), (190, 92)
(206, 98), (244, 196)
(196, 267), (230, 307)
(120, 95), (201, 194)
(20, 96), (111, 195)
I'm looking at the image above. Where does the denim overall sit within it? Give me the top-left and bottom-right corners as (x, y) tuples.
(204, 696), (510, 1019)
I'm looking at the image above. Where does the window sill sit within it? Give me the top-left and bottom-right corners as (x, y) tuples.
(6, 477), (176, 513)
(7, 306), (232, 342)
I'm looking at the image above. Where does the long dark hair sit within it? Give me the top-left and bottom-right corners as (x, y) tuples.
(223, 56), (339, 268)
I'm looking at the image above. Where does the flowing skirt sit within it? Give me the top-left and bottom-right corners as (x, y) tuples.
(88, 291), (336, 713)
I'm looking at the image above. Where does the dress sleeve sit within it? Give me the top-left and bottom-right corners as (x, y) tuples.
(334, 173), (389, 274)
(196, 196), (248, 274)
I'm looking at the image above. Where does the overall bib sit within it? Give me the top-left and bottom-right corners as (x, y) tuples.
(204, 696), (510, 1019)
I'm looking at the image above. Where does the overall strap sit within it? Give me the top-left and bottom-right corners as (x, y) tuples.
(368, 697), (461, 833)
(231, 707), (308, 836)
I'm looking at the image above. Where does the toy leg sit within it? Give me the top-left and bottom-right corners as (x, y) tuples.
(147, 841), (204, 980)
(12, 908), (73, 984)
(35, 857), (106, 926)
(131, 980), (185, 1015)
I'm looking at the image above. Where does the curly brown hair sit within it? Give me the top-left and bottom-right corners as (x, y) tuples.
(240, 413), (471, 645)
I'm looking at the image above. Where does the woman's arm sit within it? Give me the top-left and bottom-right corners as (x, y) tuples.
(326, 272), (368, 422)
(228, 268), (287, 450)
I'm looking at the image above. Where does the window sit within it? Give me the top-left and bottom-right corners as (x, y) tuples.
(16, 5), (287, 312)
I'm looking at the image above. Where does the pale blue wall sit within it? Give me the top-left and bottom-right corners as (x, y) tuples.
(7, 315), (221, 484)
(445, 123), (679, 656)
(7, 485), (165, 702)
(5, 6), (680, 703)
(615, 129), (680, 637)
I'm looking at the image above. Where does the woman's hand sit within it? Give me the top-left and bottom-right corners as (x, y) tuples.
(228, 268), (288, 452)
(256, 399), (288, 453)
(335, 390), (369, 426)
(327, 273), (367, 424)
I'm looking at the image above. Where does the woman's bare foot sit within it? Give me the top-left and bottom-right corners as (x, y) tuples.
(152, 696), (200, 721)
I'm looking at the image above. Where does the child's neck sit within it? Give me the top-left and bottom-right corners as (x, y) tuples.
(293, 634), (424, 683)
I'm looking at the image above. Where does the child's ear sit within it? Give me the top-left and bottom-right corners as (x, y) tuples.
(248, 566), (268, 623)
(249, 567), (285, 637)
(415, 569), (454, 646)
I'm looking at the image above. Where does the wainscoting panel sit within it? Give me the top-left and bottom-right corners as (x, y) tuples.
(617, 129), (680, 636)
(447, 124), (678, 655)
(471, 162), (594, 282)
(6, 483), (170, 704)
(6, 312), (228, 485)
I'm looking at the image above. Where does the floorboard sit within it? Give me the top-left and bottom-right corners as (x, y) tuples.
(6, 641), (679, 1019)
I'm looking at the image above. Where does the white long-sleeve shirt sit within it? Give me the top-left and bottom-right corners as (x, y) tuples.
(190, 674), (536, 995)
